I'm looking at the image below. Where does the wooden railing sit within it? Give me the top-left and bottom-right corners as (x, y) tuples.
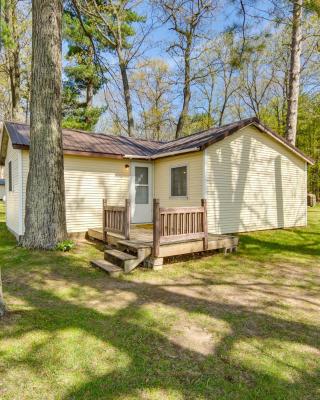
(103, 199), (130, 243)
(153, 199), (208, 257)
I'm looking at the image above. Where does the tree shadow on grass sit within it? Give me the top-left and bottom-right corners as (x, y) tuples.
(240, 233), (320, 258)
(1, 262), (320, 400)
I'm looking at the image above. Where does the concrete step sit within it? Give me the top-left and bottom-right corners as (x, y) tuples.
(91, 259), (123, 277)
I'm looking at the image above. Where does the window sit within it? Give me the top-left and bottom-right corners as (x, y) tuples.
(8, 161), (12, 192)
(135, 166), (149, 204)
(171, 165), (187, 197)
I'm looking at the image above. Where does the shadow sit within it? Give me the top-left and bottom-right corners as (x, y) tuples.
(275, 156), (284, 228)
(209, 128), (308, 236)
(1, 255), (320, 399)
(240, 233), (320, 258)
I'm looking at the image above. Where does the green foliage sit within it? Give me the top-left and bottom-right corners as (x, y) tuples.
(62, 6), (106, 131)
(55, 240), (75, 252)
(183, 113), (214, 135)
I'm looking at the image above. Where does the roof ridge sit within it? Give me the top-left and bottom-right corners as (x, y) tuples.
(162, 117), (259, 145)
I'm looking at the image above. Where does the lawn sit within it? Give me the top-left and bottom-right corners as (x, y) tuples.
(0, 201), (319, 400)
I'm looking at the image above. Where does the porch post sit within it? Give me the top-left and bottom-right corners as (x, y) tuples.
(201, 199), (208, 251)
(153, 199), (160, 257)
(103, 199), (107, 243)
(124, 199), (131, 240)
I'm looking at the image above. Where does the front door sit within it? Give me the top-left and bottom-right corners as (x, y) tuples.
(131, 162), (153, 223)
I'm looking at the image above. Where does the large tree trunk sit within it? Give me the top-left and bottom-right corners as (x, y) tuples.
(176, 37), (192, 139)
(119, 58), (135, 137)
(21, 0), (67, 249)
(286, 0), (303, 145)
(0, 268), (6, 318)
(4, 0), (21, 120)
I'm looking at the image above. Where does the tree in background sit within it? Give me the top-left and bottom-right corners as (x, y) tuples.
(156, 0), (217, 138)
(132, 59), (174, 140)
(0, 0), (31, 120)
(72, 0), (148, 137)
(21, 0), (67, 249)
(62, 9), (105, 131)
(286, 0), (303, 145)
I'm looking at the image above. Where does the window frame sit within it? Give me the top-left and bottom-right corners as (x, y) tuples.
(8, 161), (13, 192)
(170, 164), (188, 199)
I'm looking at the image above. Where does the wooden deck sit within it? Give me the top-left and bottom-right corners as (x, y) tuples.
(88, 225), (239, 259)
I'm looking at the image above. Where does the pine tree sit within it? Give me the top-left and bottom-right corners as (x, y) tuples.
(63, 9), (105, 131)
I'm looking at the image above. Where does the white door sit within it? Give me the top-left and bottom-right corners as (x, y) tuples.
(131, 162), (153, 223)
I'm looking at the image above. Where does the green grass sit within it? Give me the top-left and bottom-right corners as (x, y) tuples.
(0, 200), (319, 399)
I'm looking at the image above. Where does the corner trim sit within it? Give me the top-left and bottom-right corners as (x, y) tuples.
(17, 150), (24, 236)
(202, 148), (208, 199)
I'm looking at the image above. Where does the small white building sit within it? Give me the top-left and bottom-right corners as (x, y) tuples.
(0, 118), (313, 239)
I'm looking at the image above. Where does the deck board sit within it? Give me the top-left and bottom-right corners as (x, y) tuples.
(88, 225), (238, 258)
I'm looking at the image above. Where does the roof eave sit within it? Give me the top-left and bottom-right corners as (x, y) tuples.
(150, 147), (201, 159)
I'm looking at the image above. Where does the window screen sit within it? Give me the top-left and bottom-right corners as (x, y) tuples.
(171, 166), (187, 197)
(9, 161), (12, 192)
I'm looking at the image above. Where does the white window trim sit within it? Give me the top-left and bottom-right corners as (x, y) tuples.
(169, 163), (188, 199)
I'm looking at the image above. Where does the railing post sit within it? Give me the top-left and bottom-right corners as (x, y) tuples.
(153, 198), (160, 257)
(201, 199), (208, 251)
(124, 199), (131, 240)
(103, 199), (107, 243)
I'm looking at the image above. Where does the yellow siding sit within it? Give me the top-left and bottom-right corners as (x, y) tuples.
(154, 152), (203, 207)
(206, 126), (307, 234)
(22, 153), (130, 233)
(5, 139), (21, 236)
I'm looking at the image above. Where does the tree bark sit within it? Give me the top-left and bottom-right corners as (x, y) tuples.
(176, 37), (192, 139)
(86, 83), (94, 107)
(4, 0), (21, 120)
(0, 267), (6, 318)
(286, 0), (303, 145)
(119, 58), (135, 137)
(86, 45), (94, 107)
(21, 0), (67, 249)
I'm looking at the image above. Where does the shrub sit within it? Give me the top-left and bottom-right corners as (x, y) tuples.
(56, 240), (75, 252)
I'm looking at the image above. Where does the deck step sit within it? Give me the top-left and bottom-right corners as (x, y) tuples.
(118, 239), (151, 250)
(105, 248), (137, 261)
(104, 248), (138, 272)
(91, 259), (123, 277)
(104, 248), (151, 273)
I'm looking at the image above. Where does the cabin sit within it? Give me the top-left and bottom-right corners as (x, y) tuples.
(0, 118), (313, 272)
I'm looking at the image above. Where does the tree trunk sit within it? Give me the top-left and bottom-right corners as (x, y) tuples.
(86, 45), (94, 107)
(4, 0), (21, 120)
(286, 0), (303, 145)
(86, 83), (94, 107)
(21, 0), (67, 249)
(0, 267), (6, 318)
(118, 51), (135, 137)
(176, 38), (192, 139)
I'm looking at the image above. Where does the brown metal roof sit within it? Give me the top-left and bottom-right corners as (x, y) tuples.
(2, 118), (314, 164)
